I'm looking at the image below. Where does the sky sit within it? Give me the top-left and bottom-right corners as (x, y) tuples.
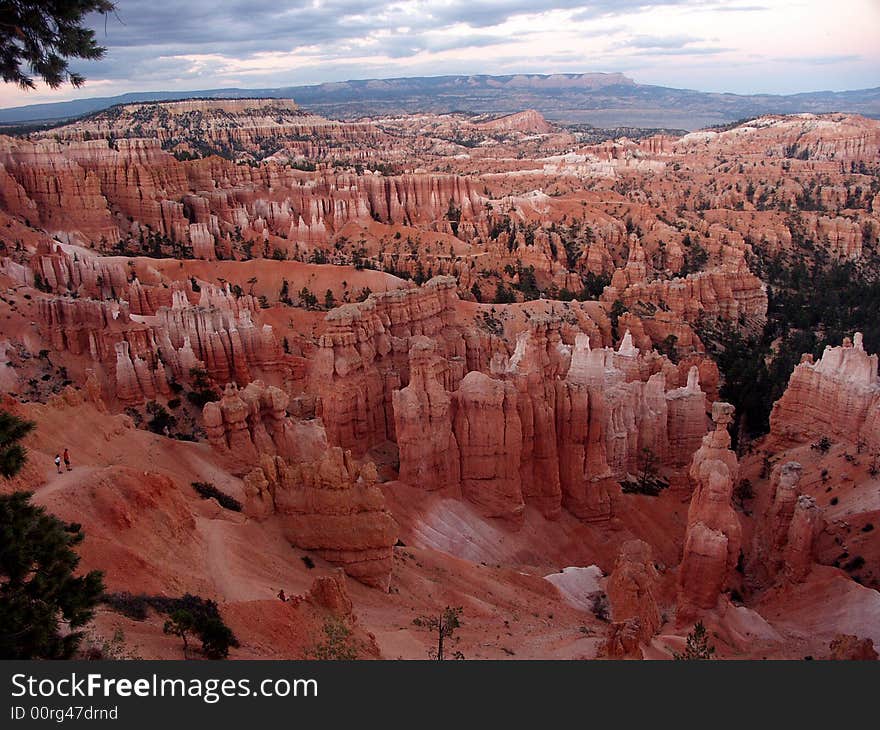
(1, 0), (879, 108)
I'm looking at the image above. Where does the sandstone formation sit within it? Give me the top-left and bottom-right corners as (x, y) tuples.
(600, 618), (643, 659)
(750, 461), (824, 586)
(827, 634), (879, 661)
(453, 371), (524, 522)
(606, 539), (662, 642)
(246, 449), (397, 589)
(770, 333), (880, 450)
(677, 402), (742, 620)
(392, 337), (461, 492)
(203, 381), (327, 472)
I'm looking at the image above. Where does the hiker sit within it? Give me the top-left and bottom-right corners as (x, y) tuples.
(63, 448), (71, 471)
(54, 454), (62, 474)
(277, 589), (287, 602)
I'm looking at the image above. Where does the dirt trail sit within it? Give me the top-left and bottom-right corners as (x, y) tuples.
(33, 466), (98, 502)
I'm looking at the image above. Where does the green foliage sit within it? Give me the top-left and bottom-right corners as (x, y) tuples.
(191, 482), (242, 512)
(674, 621), (716, 660)
(145, 401), (176, 435)
(413, 606), (464, 660)
(185, 367), (219, 408)
(621, 447), (669, 496)
(0, 410), (35, 479)
(307, 617), (362, 660)
(163, 609), (196, 659)
(658, 333), (679, 363)
(299, 287), (318, 310)
(699, 250), (880, 442)
(0, 492), (105, 658)
(0, 1), (115, 89)
(680, 240), (709, 275)
(107, 592), (238, 659)
(493, 282), (516, 304)
(609, 299), (628, 341)
(733, 479), (754, 511)
(279, 278), (292, 305)
(580, 272), (611, 300)
(513, 264), (540, 301)
(324, 289), (336, 310)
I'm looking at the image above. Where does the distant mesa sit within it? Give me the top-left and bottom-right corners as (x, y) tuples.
(1, 72), (878, 129)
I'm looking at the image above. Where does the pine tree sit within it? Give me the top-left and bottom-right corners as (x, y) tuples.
(0, 492), (105, 658)
(673, 621), (716, 660)
(0, 410), (35, 479)
(413, 606), (465, 660)
(0, 2), (116, 89)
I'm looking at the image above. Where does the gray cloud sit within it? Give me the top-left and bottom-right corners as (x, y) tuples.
(7, 0), (864, 101)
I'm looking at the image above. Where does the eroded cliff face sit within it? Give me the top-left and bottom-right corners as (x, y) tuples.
(748, 462), (824, 587)
(770, 333), (880, 450)
(385, 311), (712, 523)
(244, 449), (398, 590)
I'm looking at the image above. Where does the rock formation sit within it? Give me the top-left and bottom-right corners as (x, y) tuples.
(827, 634), (879, 661)
(750, 461), (824, 586)
(203, 381), (327, 473)
(606, 539), (662, 642)
(246, 449), (397, 589)
(453, 371), (524, 522)
(770, 333), (880, 450)
(677, 402), (742, 621)
(392, 337), (461, 492)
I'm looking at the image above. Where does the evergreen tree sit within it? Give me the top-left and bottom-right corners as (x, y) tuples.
(0, 492), (105, 658)
(673, 621), (716, 660)
(163, 609), (196, 659)
(0, 410), (35, 479)
(413, 606), (464, 660)
(0, 2), (116, 89)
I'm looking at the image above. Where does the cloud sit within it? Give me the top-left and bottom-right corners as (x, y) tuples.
(625, 34), (703, 49)
(0, 0), (873, 107)
(778, 54), (863, 65)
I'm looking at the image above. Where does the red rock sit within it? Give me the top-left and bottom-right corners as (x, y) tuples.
(770, 333), (880, 450)
(306, 570), (354, 617)
(827, 634), (879, 661)
(677, 402), (742, 620)
(606, 539), (662, 642)
(453, 371), (524, 522)
(600, 618), (643, 659)
(392, 337), (461, 491)
(252, 448), (397, 590)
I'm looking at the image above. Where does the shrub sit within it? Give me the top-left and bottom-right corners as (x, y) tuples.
(145, 401), (176, 435)
(307, 617), (363, 660)
(104, 592), (238, 659)
(0, 410), (35, 478)
(590, 593), (610, 622)
(843, 556), (865, 572)
(191, 482), (242, 512)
